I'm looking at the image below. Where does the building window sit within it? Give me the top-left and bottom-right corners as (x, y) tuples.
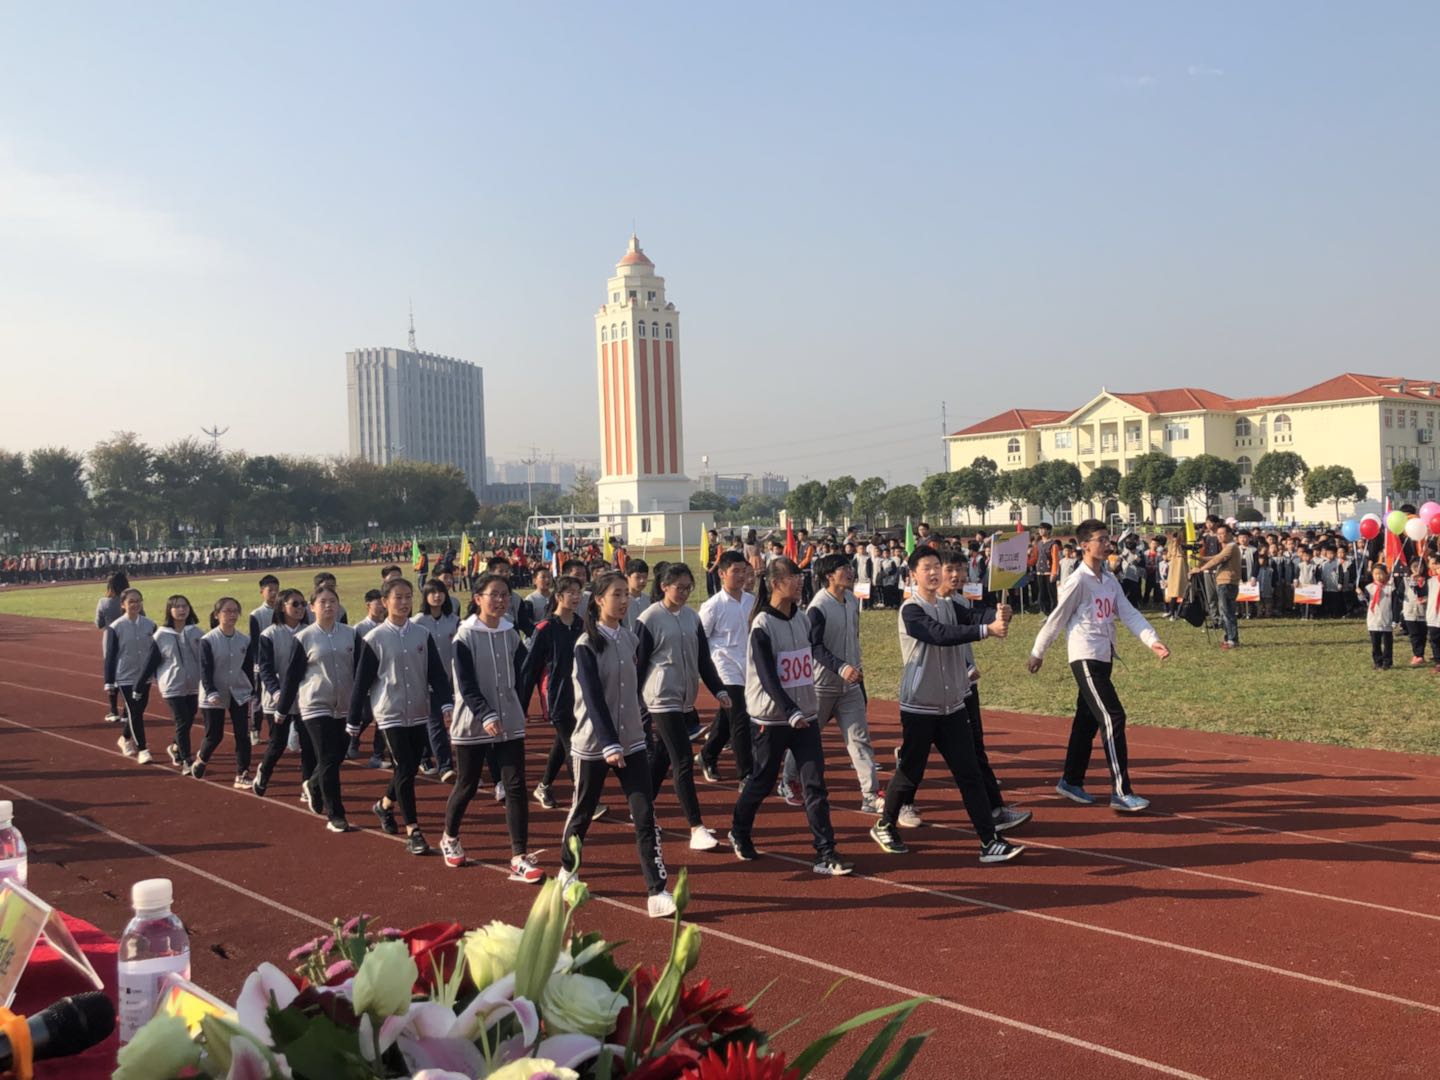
(628, 290), (637, 300)
(1057, 507), (1073, 525)
(612, 292), (620, 303)
(1237, 455), (1253, 478)
(1235, 417), (1252, 437)
(1412, 410), (1420, 428)
(647, 291), (656, 302)
(620, 324), (627, 338)
(1006, 437), (1021, 455)
(601, 327), (608, 342)
(637, 322), (646, 337)
(664, 324), (673, 339)
(1165, 422), (1189, 441)
(611, 323), (618, 340)
(1385, 409), (1393, 429)
(651, 322), (659, 338)
(1387, 446), (1396, 466)
(1273, 413), (1292, 434)
(1054, 431), (1072, 449)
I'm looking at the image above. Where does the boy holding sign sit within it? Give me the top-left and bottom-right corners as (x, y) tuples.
(1028, 519), (1170, 812)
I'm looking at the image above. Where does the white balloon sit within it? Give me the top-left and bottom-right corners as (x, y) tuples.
(1405, 516), (1429, 543)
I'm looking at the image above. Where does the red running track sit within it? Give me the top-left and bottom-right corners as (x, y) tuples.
(1, 614), (1437, 1079)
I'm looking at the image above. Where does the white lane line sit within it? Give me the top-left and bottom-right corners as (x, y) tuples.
(0, 718), (1214, 1079)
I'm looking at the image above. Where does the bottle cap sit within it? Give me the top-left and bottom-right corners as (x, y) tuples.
(0, 800), (10, 823)
(132, 878), (173, 911)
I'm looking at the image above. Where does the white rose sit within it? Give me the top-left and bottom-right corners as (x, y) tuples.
(352, 939), (418, 1018)
(463, 920), (524, 990)
(539, 972), (625, 1037)
(485, 1059), (580, 1080)
(113, 1015), (202, 1079)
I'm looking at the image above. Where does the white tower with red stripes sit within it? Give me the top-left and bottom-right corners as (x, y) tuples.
(595, 235), (694, 521)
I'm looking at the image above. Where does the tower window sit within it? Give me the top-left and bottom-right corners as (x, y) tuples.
(651, 322), (659, 338)
(637, 322), (646, 337)
(621, 324), (627, 338)
(612, 292), (619, 303)
(664, 324), (673, 339)
(628, 290), (637, 300)
(601, 327), (608, 342)
(647, 291), (655, 301)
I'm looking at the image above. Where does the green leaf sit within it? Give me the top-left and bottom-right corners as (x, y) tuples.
(790, 997), (932, 1078)
(743, 977), (779, 1011)
(279, 1013), (364, 1080)
(841, 1007), (910, 1080)
(265, 1002), (310, 1048)
(871, 1031), (933, 1080)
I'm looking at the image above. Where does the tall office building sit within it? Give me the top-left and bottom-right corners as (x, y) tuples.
(345, 346), (487, 497)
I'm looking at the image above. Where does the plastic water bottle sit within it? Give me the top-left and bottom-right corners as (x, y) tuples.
(117, 878), (191, 1043)
(0, 801), (26, 890)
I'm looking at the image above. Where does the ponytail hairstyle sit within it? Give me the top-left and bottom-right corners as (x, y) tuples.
(106, 571), (130, 598)
(585, 571), (627, 654)
(648, 560), (670, 601)
(162, 594), (198, 631)
(210, 596), (242, 629)
(465, 573), (510, 618)
(275, 588), (306, 627)
(656, 560), (694, 603)
(751, 556), (801, 625)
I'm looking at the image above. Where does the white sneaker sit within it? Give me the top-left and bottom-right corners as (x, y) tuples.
(494, 780), (506, 803)
(117, 734), (138, 757)
(689, 825), (719, 851)
(136, 749), (153, 765)
(859, 793), (884, 815)
(647, 891), (677, 919)
(897, 804), (924, 828)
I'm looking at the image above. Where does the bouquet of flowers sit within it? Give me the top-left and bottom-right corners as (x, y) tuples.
(115, 861), (930, 1079)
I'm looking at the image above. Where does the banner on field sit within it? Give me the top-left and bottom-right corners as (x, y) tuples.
(987, 531), (1030, 592)
(852, 582), (872, 599)
(1294, 584), (1323, 606)
(1237, 581), (1259, 602)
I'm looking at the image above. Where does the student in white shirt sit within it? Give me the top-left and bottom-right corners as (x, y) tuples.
(697, 551), (756, 785)
(1029, 519), (1169, 812)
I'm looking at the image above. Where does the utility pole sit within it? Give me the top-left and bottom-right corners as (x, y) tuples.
(408, 300), (418, 352)
(940, 401), (948, 476)
(520, 444), (541, 511)
(201, 425), (229, 451)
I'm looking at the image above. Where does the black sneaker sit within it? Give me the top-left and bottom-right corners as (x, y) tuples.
(326, 818), (351, 834)
(979, 837), (1025, 864)
(992, 806), (1032, 833)
(727, 830), (759, 862)
(406, 830), (430, 856)
(373, 799), (399, 835)
(698, 756), (721, 784)
(870, 820), (909, 855)
(812, 851), (855, 876)
(190, 758), (208, 780)
(533, 783), (556, 810)
(345, 737), (362, 761)
(302, 777), (324, 815)
(251, 768), (270, 798)
(365, 753), (385, 769)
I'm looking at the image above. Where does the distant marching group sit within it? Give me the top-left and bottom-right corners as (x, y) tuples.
(93, 518), (1168, 918)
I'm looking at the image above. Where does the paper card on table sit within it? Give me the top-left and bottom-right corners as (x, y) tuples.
(40, 909), (104, 992)
(1237, 581), (1259, 602)
(852, 582), (872, 599)
(157, 972), (235, 1036)
(1294, 584), (1323, 605)
(0, 880), (51, 1008)
(961, 582), (984, 600)
(987, 531), (1030, 592)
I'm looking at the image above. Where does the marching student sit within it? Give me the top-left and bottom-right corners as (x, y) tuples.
(1028, 518), (1170, 812)
(412, 581), (460, 782)
(621, 559), (651, 633)
(869, 548), (1023, 864)
(276, 583), (358, 833)
(96, 571), (130, 724)
(558, 570), (676, 918)
(781, 553), (882, 813)
(525, 566), (556, 628)
(135, 595), (203, 773)
(485, 555), (536, 639)
(698, 550), (755, 786)
(253, 589), (317, 801)
(728, 557), (855, 876)
(347, 589), (391, 767)
(305, 571), (349, 625)
(248, 575), (281, 741)
(440, 574), (543, 881)
(104, 588), (158, 763)
(637, 562), (731, 852)
(526, 575), (601, 815)
(1357, 562), (1400, 670)
(347, 578), (453, 856)
(194, 597), (256, 788)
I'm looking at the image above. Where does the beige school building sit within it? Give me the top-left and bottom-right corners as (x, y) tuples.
(946, 373), (1440, 526)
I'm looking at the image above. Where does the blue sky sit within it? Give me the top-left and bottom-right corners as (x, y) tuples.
(2, 2), (1436, 485)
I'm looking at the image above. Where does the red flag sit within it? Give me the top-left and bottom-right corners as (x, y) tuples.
(784, 519), (797, 561)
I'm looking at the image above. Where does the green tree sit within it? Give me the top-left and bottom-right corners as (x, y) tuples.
(851, 476), (888, 527)
(0, 451), (25, 544)
(883, 484), (922, 525)
(786, 480), (826, 525)
(1170, 454), (1242, 514)
(1391, 459), (1422, 501)
(1249, 451), (1309, 520)
(822, 475), (858, 523)
(88, 432), (156, 546)
(689, 490), (731, 513)
(1082, 465), (1122, 518)
(919, 472), (955, 522)
(737, 493), (783, 523)
(1304, 464), (1367, 522)
(1117, 472), (1147, 521)
(955, 464), (994, 525)
(25, 447), (90, 546)
(993, 467), (1032, 519)
(568, 468), (598, 514)
(1126, 452), (1178, 521)
(1031, 461), (1083, 521)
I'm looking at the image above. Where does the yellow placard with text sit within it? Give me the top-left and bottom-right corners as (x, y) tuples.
(157, 972), (235, 1036)
(0, 881), (50, 1008)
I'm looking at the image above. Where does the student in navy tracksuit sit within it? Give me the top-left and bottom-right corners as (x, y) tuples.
(525, 576), (595, 811)
(96, 571), (130, 724)
(135, 595), (203, 771)
(194, 596), (255, 788)
(104, 588), (157, 763)
(347, 589), (391, 768)
(347, 578), (453, 856)
(248, 574), (281, 740)
(560, 571), (675, 918)
(441, 574), (542, 882)
(253, 589), (317, 799)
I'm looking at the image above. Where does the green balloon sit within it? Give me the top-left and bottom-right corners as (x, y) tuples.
(1387, 509), (1409, 535)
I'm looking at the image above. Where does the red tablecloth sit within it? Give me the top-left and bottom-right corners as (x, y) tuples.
(11, 911), (117, 1079)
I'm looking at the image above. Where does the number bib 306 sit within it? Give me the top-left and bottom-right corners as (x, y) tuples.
(776, 648), (814, 689)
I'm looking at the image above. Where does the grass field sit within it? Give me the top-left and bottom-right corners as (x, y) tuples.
(5, 561), (1437, 756)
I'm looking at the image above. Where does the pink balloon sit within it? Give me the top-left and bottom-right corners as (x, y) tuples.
(1423, 501), (1440, 522)
(1359, 516), (1381, 540)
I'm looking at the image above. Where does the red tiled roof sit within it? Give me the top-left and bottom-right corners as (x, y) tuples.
(618, 234), (654, 267)
(951, 408), (1070, 437)
(1266, 373), (1440, 406)
(1108, 387), (1237, 414)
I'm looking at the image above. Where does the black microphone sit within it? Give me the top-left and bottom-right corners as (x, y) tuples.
(0, 991), (116, 1070)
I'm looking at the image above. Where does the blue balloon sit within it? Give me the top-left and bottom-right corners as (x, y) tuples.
(1340, 519), (1362, 542)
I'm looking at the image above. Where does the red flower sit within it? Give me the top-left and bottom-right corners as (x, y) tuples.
(621, 1044), (703, 1080)
(684, 1043), (799, 1080)
(399, 921), (469, 995)
(613, 968), (756, 1051)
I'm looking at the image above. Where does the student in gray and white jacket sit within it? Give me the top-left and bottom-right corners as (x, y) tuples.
(276, 584), (357, 832)
(136, 594), (203, 771)
(412, 582), (460, 781)
(439, 573), (543, 884)
(195, 597), (255, 788)
(729, 557), (854, 877)
(96, 570), (130, 723)
(559, 571), (675, 919)
(254, 589), (317, 799)
(104, 587), (157, 761)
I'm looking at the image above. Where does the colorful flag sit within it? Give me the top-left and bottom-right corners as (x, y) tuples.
(904, 517), (916, 555)
(603, 533), (615, 566)
(542, 529), (558, 575)
(700, 527), (710, 573)
(784, 518), (797, 561)
(410, 537), (421, 569)
(457, 532), (472, 573)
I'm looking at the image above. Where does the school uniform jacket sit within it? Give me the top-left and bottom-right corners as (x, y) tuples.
(807, 589), (862, 695)
(896, 596), (993, 717)
(522, 614), (584, 721)
(138, 625), (204, 699)
(200, 628), (254, 706)
(104, 615), (158, 688)
(635, 603), (726, 713)
(345, 620), (452, 734)
(277, 622), (358, 721)
(745, 604), (818, 726)
(95, 596), (122, 631)
(450, 616), (531, 745)
(1361, 582), (1403, 632)
(412, 611), (460, 680)
(257, 623), (301, 715)
(1030, 561), (1159, 665)
(571, 624), (646, 760)
(248, 603), (277, 646)
(622, 593), (652, 635)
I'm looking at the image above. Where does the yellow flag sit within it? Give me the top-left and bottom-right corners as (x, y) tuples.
(700, 527), (710, 572)
(603, 534), (614, 566)
(458, 532), (472, 571)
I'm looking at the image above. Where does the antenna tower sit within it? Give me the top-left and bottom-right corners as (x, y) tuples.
(408, 300), (418, 352)
(201, 425), (229, 450)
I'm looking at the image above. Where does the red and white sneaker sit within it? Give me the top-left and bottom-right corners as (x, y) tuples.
(508, 853), (543, 884)
(440, 835), (467, 868)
